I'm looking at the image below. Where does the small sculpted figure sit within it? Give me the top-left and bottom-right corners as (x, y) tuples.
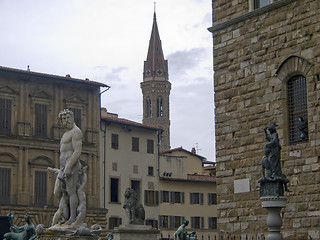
(173, 220), (198, 240)
(123, 187), (145, 224)
(107, 232), (114, 240)
(4, 214), (37, 240)
(298, 116), (308, 140)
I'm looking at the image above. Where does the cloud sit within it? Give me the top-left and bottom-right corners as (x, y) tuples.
(167, 48), (208, 75)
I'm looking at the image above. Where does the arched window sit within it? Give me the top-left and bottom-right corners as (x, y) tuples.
(287, 75), (308, 144)
(146, 98), (152, 118)
(157, 97), (163, 118)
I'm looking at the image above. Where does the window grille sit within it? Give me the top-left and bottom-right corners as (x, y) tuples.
(287, 75), (308, 144)
(109, 217), (122, 229)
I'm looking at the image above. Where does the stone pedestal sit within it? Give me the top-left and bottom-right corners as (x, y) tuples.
(113, 224), (159, 240)
(260, 179), (287, 240)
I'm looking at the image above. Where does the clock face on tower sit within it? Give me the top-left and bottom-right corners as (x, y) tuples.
(146, 70), (151, 76)
(157, 69), (163, 76)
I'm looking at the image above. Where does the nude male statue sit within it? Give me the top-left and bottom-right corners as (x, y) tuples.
(52, 109), (83, 226)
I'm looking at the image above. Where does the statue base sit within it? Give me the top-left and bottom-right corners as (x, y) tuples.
(113, 224), (159, 240)
(36, 223), (102, 240)
(259, 178), (285, 197)
(260, 180), (287, 240)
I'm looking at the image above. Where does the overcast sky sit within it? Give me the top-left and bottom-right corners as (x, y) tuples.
(0, 0), (215, 161)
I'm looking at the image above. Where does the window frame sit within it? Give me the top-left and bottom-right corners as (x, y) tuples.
(144, 190), (159, 206)
(110, 178), (119, 203)
(287, 75), (308, 144)
(208, 217), (217, 229)
(147, 139), (154, 154)
(34, 170), (48, 206)
(0, 98), (12, 135)
(109, 217), (122, 230)
(35, 103), (48, 137)
(208, 193), (217, 205)
(160, 190), (170, 203)
(0, 167), (11, 205)
(111, 133), (119, 149)
(132, 137), (139, 152)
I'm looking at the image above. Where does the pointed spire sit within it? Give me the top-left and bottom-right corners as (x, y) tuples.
(143, 7), (168, 81)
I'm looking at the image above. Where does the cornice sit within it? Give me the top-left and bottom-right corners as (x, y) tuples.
(208, 0), (298, 33)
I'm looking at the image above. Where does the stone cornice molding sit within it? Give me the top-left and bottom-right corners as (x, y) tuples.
(208, 0), (298, 33)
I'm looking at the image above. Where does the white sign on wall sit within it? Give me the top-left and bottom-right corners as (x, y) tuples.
(234, 178), (250, 194)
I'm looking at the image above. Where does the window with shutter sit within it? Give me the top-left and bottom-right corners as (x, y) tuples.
(0, 99), (12, 134)
(34, 171), (47, 206)
(35, 103), (48, 137)
(0, 168), (11, 205)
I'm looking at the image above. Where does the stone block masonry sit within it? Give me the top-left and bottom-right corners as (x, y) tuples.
(210, 0), (320, 239)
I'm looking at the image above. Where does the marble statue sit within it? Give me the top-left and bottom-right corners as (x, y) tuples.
(4, 213), (37, 240)
(123, 187), (145, 224)
(49, 109), (86, 228)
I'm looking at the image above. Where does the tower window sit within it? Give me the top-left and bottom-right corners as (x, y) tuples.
(146, 98), (152, 118)
(287, 75), (308, 144)
(157, 97), (163, 117)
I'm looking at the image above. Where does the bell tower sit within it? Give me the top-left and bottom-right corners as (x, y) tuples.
(141, 11), (171, 152)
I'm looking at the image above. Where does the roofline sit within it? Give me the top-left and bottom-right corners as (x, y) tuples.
(0, 65), (110, 88)
(161, 147), (207, 160)
(101, 117), (162, 131)
(159, 177), (216, 183)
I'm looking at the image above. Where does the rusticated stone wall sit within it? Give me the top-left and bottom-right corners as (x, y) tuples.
(210, 0), (320, 239)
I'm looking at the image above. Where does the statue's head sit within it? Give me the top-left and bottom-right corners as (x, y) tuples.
(58, 109), (75, 129)
(267, 124), (277, 133)
(183, 219), (189, 226)
(125, 187), (137, 200)
(24, 214), (30, 222)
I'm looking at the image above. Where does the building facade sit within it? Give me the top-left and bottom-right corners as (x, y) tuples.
(141, 12), (171, 153)
(100, 109), (161, 230)
(209, 0), (320, 239)
(0, 66), (108, 228)
(158, 148), (217, 239)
